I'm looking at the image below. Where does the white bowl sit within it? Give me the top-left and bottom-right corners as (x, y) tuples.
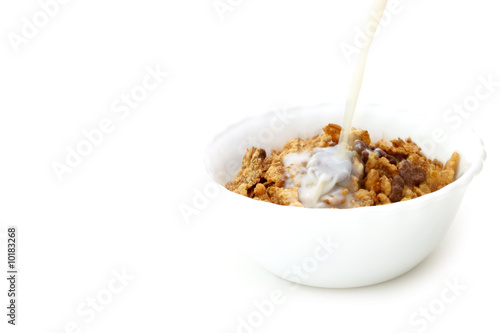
(204, 104), (486, 288)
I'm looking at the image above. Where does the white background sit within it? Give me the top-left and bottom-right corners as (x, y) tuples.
(0, 0), (499, 332)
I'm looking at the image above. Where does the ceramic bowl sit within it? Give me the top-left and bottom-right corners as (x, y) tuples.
(204, 104), (485, 288)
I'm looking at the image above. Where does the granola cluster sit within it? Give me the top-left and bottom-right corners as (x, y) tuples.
(226, 124), (459, 208)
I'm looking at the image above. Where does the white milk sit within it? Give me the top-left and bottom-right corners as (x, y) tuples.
(283, 146), (353, 208)
(282, 0), (388, 208)
(337, 0), (388, 156)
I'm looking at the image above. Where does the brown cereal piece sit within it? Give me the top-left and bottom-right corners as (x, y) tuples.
(377, 193), (391, 205)
(264, 162), (286, 187)
(398, 160), (426, 187)
(365, 153), (398, 179)
(265, 150), (283, 172)
(365, 169), (381, 193)
(351, 154), (364, 179)
(262, 155), (273, 172)
(253, 183), (271, 202)
(226, 147), (267, 195)
(435, 152), (460, 190)
(375, 138), (421, 160)
(247, 185), (256, 198)
(349, 189), (377, 207)
(389, 175), (404, 202)
(279, 138), (309, 156)
(322, 124), (342, 144)
(307, 132), (332, 150)
(414, 186), (427, 197)
(402, 186), (417, 200)
(348, 175), (361, 193)
(267, 186), (303, 207)
(380, 175), (391, 197)
(417, 183), (431, 196)
(348, 128), (371, 146)
(445, 151), (460, 174)
(354, 140), (369, 160)
(255, 183), (266, 195)
(432, 159), (443, 169)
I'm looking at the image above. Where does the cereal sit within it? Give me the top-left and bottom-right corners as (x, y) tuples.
(399, 160), (427, 187)
(226, 147), (267, 196)
(226, 124), (460, 208)
(389, 175), (404, 202)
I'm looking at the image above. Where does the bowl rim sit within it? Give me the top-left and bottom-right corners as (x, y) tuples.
(204, 103), (486, 214)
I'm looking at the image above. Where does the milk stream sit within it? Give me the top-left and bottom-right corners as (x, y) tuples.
(283, 0), (388, 207)
(337, 0), (388, 156)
